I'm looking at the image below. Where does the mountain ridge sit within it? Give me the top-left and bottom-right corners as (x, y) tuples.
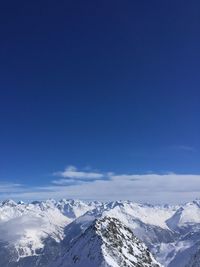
(0, 198), (200, 267)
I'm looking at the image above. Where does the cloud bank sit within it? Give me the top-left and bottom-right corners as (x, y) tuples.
(1, 166), (200, 204)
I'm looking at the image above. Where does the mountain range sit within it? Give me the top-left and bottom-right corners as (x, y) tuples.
(0, 198), (200, 267)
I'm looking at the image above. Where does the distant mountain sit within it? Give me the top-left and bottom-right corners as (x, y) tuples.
(0, 198), (200, 266)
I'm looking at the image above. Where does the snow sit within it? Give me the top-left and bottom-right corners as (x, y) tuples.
(54, 216), (162, 267)
(109, 202), (176, 228)
(56, 199), (100, 219)
(0, 199), (70, 258)
(0, 198), (200, 267)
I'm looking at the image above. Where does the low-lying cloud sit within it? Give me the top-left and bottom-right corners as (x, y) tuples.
(1, 166), (200, 204)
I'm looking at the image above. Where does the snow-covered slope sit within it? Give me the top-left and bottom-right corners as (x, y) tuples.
(53, 216), (162, 267)
(57, 199), (200, 267)
(56, 199), (101, 219)
(0, 199), (68, 253)
(0, 199), (96, 266)
(166, 201), (200, 230)
(0, 198), (200, 267)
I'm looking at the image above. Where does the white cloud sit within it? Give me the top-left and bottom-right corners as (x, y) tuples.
(54, 165), (103, 179)
(1, 170), (200, 204)
(52, 178), (81, 185)
(52, 165), (104, 184)
(173, 145), (196, 152)
(0, 182), (23, 193)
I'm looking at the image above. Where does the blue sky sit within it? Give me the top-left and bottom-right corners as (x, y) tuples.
(0, 0), (200, 203)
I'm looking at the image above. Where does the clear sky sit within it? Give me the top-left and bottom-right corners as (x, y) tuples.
(0, 0), (200, 203)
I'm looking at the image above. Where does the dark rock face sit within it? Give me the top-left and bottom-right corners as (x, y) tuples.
(53, 216), (162, 267)
(185, 248), (200, 267)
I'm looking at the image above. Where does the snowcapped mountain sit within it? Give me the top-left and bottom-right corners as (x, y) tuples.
(0, 198), (200, 267)
(0, 199), (95, 266)
(53, 216), (162, 267)
(56, 199), (102, 219)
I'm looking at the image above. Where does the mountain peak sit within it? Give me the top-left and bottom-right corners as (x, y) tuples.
(1, 199), (17, 206)
(55, 216), (162, 267)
